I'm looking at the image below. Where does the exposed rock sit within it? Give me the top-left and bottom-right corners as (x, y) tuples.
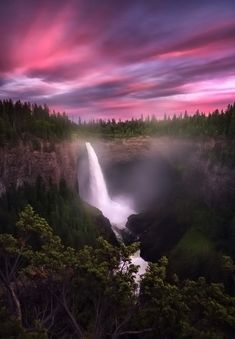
(0, 139), (81, 195)
(126, 206), (189, 262)
(0, 138), (118, 245)
(82, 201), (118, 245)
(0, 180), (6, 196)
(1, 136), (234, 256)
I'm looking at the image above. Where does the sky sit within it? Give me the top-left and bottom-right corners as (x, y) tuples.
(0, 0), (234, 120)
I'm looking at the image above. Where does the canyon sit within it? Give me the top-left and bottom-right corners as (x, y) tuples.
(0, 137), (235, 194)
(0, 136), (235, 278)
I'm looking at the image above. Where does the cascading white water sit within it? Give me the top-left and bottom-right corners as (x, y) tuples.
(85, 142), (110, 210)
(85, 142), (147, 281)
(85, 142), (135, 229)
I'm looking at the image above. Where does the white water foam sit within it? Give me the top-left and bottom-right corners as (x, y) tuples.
(84, 142), (148, 281)
(85, 142), (134, 229)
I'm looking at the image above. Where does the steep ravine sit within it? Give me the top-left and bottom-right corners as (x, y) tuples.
(1, 137), (234, 198)
(1, 136), (234, 264)
(0, 139), (119, 247)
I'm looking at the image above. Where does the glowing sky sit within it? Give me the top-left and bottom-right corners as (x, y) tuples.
(0, 0), (235, 119)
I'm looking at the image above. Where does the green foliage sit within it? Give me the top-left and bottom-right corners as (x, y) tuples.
(166, 201), (235, 285)
(14, 205), (77, 275)
(72, 238), (139, 336)
(138, 260), (235, 338)
(0, 178), (113, 249)
(0, 99), (76, 145)
(1, 100), (235, 145)
(0, 306), (47, 338)
(0, 207), (235, 338)
(169, 229), (225, 282)
(16, 205), (54, 240)
(75, 103), (235, 140)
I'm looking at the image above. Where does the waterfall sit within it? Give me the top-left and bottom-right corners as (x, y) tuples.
(85, 142), (135, 229)
(84, 142), (147, 281)
(85, 142), (110, 211)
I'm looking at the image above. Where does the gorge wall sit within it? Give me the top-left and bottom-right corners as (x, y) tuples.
(0, 139), (81, 196)
(0, 136), (234, 207)
(1, 136), (234, 281)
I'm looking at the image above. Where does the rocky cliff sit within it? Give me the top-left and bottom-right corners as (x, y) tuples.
(0, 139), (82, 196)
(1, 136), (234, 203)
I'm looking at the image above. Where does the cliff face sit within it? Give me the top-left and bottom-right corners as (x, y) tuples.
(1, 136), (234, 272)
(1, 136), (234, 203)
(0, 139), (81, 195)
(100, 137), (235, 213)
(121, 138), (235, 263)
(0, 138), (118, 246)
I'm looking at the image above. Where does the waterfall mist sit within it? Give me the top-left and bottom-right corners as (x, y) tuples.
(84, 142), (135, 229)
(79, 141), (147, 282)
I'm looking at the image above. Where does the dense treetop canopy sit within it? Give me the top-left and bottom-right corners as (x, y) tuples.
(0, 205), (235, 338)
(0, 99), (235, 144)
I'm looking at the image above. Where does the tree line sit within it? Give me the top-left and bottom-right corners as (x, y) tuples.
(0, 99), (235, 144)
(0, 99), (76, 145)
(76, 103), (235, 138)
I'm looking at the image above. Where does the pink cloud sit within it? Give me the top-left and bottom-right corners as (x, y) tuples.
(0, 0), (235, 119)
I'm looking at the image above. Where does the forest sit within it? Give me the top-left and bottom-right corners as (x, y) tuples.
(76, 104), (235, 138)
(0, 100), (76, 145)
(1, 0), (235, 335)
(0, 99), (235, 144)
(0, 177), (117, 249)
(0, 99), (235, 338)
(0, 205), (235, 338)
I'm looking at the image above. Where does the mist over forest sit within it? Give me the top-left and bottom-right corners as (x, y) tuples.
(1, 0), (235, 335)
(0, 99), (234, 338)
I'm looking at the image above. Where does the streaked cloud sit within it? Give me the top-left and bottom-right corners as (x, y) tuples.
(0, 0), (234, 119)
